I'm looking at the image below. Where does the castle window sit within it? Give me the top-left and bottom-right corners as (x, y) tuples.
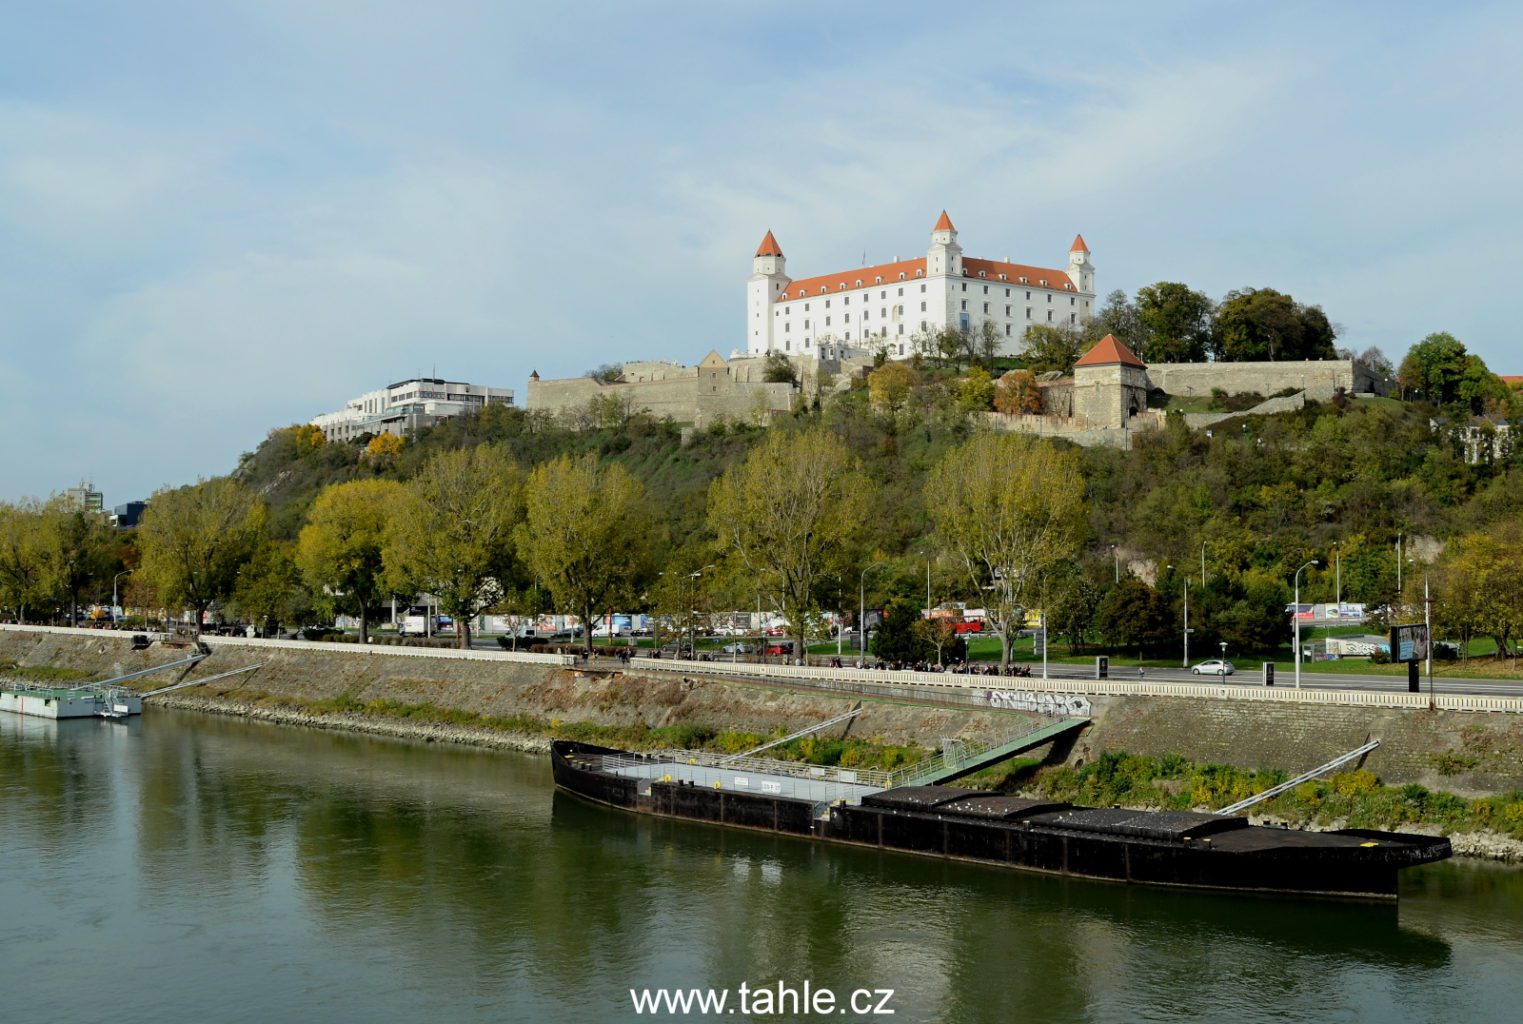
(804, 303), (810, 311)
(845, 313), (850, 322)
(961, 283), (967, 291)
(880, 291), (886, 299)
(1070, 296), (1075, 306)
(785, 340), (791, 350)
(855, 280), (862, 287)
(920, 284), (926, 292)
(1005, 305), (1011, 316)
(1005, 324), (1011, 336)
(839, 284), (846, 291)
(979, 272), (986, 279)
(983, 285), (988, 294)
(825, 316), (831, 325)
(844, 295), (850, 304)
(897, 287), (903, 296)
(1047, 310), (1052, 322)
(915, 269), (924, 277)
(785, 322), (790, 332)
(1026, 307), (1031, 318)
(804, 320), (809, 329)
(825, 299), (831, 307)
(1047, 294), (1052, 303)
(983, 303), (989, 314)
(920, 301), (926, 312)
(898, 324), (904, 335)
(1070, 313), (1076, 325)
(960, 300), (966, 311)
(875, 277), (882, 284)
(898, 273), (906, 281)
(819, 287), (827, 294)
(1039, 279), (1047, 287)
(1020, 277), (1028, 284)
(881, 308), (887, 318)
(998, 274), (1006, 281)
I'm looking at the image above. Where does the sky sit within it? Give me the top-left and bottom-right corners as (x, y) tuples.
(2, 1), (1521, 504)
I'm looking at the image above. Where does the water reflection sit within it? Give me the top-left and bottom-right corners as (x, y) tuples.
(2, 706), (1517, 1024)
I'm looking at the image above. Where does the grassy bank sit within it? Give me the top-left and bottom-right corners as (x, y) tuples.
(1012, 751), (1523, 840)
(219, 687), (931, 771)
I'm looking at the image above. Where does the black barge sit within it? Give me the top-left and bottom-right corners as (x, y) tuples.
(551, 740), (1451, 900)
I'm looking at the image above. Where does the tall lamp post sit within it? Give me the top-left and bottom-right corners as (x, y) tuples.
(1168, 565), (1189, 669)
(112, 569), (135, 626)
(859, 563), (889, 658)
(1111, 544), (1120, 584)
(1293, 559), (1320, 689)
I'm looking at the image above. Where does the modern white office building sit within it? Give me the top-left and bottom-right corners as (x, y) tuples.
(746, 211), (1095, 360)
(311, 378), (514, 443)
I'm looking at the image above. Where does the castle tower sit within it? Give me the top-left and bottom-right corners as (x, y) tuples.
(926, 210), (962, 277)
(1067, 234), (1093, 295)
(1072, 334), (1147, 429)
(747, 230), (790, 354)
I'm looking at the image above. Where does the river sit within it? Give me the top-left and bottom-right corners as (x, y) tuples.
(2, 708), (1520, 1024)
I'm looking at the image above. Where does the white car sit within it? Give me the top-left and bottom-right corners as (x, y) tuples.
(1191, 659), (1235, 675)
(721, 641), (754, 654)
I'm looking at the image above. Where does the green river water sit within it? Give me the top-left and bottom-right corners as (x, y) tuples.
(3, 707), (1521, 1024)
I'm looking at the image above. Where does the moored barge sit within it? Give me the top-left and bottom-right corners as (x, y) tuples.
(551, 740), (1451, 899)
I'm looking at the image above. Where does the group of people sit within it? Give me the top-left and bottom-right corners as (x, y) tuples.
(825, 657), (1036, 676)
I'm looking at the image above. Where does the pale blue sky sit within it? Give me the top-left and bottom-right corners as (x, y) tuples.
(3, 1), (1520, 503)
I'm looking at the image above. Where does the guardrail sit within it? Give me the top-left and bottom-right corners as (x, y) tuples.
(618, 653), (1523, 714)
(0, 623), (576, 667)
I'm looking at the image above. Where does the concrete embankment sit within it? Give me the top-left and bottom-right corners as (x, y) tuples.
(6, 628), (1523, 861)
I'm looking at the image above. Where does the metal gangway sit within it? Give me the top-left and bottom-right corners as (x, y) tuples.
(1216, 738), (1381, 815)
(888, 717), (1090, 788)
(717, 704), (863, 764)
(79, 653), (209, 690)
(140, 663), (261, 697)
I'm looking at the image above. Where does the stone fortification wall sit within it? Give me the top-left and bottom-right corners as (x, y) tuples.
(526, 368), (794, 428)
(1182, 390), (1307, 430)
(1145, 359), (1379, 401)
(983, 410), (1164, 449)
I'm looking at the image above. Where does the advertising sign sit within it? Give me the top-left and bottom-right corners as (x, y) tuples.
(1389, 623), (1430, 663)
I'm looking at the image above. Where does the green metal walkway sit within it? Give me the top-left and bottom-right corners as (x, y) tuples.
(889, 717), (1090, 788)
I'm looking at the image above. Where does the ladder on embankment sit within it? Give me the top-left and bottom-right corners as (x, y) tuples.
(890, 717), (1090, 789)
(1216, 738), (1381, 816)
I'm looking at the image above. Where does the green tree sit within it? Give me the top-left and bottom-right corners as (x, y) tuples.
(232, 540), (314, 636)
(956, 367), (995, 412)
(1094, 578), (1173, 656)
(384, 446), (523, 648)
(925, 432), (1085, 667)
(1086, 289), (1143, 351)
(1134, 281), (1214, 363)
(707, 426), (873, 656)
(297, 479), (407, 643)
(1215, 569), (1290, 653)
(521, 453), (654, 654)
(37, 495), (118, 625)
(1397, 332), (1469, 404)
(1433, 524), (1523, 658)
(871, 597), (932, 663)
(1022, 324), (1085, 375)
(1044, 565), (1104, 655)
(762, 352), (799, 385)
(137, 478), (267, 636)
(1213, 288), (1337, 361)
(0, 500), (49, 622)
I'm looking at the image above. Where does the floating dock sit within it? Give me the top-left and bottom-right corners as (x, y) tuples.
(0, 684), (143, 720)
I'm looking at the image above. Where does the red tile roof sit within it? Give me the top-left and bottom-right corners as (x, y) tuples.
(755, 230), (783, 257)
(1074, 334), (1145, 369)
(1070, 233), (1089, 253)
(962, 258), (1076, 290)
(775, 255), (1079, 303)
(934, 210), (956, 232)
(777, 257), (929, 301)
(1500, 375), (1523, 388)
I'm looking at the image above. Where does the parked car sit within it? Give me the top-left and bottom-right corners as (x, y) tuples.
(762, 641), (795, 656)
(721, 641), (754, 654)
(1191, 659), (1235, 676)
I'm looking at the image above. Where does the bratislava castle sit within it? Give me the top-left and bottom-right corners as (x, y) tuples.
(746, 211), (1095, 359)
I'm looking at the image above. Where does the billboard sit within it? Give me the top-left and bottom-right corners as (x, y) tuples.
(1389, 623), (1430, 663)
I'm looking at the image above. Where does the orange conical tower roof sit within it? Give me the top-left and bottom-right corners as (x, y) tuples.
(1074, 334), (1145, 369)
(755, 230), (783, 257)
(933, 210), (956, 232)
(1070, 233), (1090, 253)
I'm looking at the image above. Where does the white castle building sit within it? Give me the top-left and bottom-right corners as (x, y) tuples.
(746, 211), (1095, 360)
(311, 377), (514, 443)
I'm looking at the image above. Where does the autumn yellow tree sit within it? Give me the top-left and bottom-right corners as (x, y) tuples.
(925, 432), (1085, 667)
(1432, 522), (1523, 659)
(384, 446), (523, 648)
(137, 478), (267, 636)
(364, 433), (404, 463)
(521, 453), (653, 653)
(868, 361), (919, 415)
(297, 479), (407, 642)
(707, 426), (873, 656)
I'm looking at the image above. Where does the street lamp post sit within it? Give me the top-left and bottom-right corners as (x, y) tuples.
(1293, 559), (1320, 689)
(1169, 565), (1189, 669)
(1111, 545), (1120, 584)
(112, 569), (135, 626)
(1334, 541), (1342, 615)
